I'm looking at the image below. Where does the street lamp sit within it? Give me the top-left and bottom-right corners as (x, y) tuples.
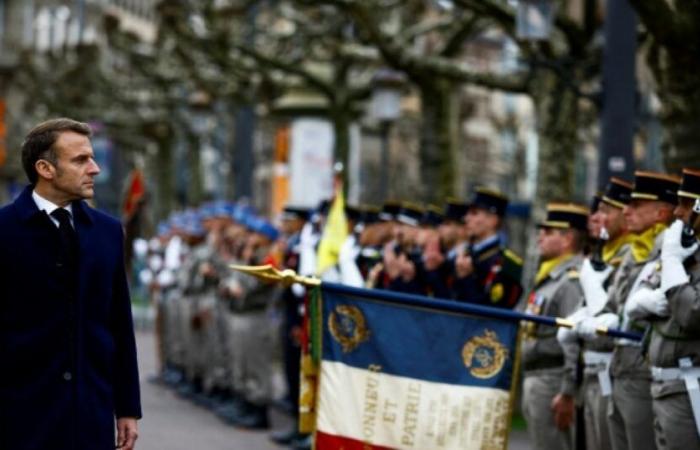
(369, 69), (404, 202)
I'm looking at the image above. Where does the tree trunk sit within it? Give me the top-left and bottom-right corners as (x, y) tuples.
(330, 107), (351, 187)
(184, 130), (204, 205)
(418, 80), (458, 202)
(646, 44), (700, 173)
(530, 72), (581, 210)
(153, 134), (176, 221)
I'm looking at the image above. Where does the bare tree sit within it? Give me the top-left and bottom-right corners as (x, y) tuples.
(321, 0), (602, 204)
(629, 1), (700, 173)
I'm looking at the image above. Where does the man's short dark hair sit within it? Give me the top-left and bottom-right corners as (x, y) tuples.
(21, 118), (92, 185)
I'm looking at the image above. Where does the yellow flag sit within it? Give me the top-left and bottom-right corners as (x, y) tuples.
(316, 188), (348, 275)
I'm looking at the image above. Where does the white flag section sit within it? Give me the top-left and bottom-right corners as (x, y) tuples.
(313, 287), (520, 450)
(289, 118), (335, 208)
(316, 362), (511, 450)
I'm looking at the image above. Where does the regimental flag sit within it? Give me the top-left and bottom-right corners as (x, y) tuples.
(311, 284), (521, 450)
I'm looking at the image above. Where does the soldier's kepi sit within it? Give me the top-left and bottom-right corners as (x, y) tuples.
(646, 168), (700, 448)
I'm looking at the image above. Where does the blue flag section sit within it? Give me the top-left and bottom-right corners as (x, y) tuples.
(321, 288), (519, 391)
(313, 283), (521, 450)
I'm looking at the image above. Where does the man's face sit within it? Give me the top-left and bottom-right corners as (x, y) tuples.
(623, 199), (665, 233)
(48, 131), (100, 201)
(464, 207), (497, 241)
(588, 209), (603, 237)
(598, 202), (627, 239)
(537, 228), (570, 260)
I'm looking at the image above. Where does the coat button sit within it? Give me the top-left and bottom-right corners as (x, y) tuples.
(63, 372), (72, 381)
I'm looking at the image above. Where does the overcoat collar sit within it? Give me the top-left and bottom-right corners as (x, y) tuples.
(14, 185), (95, 226)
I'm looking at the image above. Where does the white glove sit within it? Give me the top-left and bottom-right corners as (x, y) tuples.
(624, 287), (668, 319)
(579, 259), (613, 315)
(557, 307), (590, 344)
(662, 220), (699, 260)
(576, 313), (619, 341)
(291, 282), (306, 298)
(660, 221), (696, 292)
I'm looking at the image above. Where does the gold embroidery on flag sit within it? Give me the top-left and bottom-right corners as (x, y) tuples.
(329, 305), (371, 352)
(461, 330), (509, 379)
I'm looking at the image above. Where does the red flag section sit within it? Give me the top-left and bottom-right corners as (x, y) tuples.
(122, 169), (145, 219)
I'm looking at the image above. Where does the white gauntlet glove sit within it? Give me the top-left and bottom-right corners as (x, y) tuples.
(661, 220), (698, 292)
(579, 259), (613, 315)
(576, 313), (619, 341)
(557, 307), (590, 344)
(624, 287), (668, 319)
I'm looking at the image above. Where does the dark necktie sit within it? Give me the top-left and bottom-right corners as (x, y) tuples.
(51, 208), (78, 264)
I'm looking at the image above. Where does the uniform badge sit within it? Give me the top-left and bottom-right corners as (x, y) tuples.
(461, 330), (509, 379)
(328, 305), (371, 353)
(490, 283), (504, 303)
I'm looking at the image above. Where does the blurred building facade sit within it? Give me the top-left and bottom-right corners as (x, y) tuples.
(0, 0), (158, 210)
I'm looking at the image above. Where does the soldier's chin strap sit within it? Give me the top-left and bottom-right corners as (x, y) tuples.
(651, 357), (700, 437)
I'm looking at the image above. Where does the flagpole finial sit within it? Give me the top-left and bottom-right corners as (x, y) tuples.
(229, 264), (321, 287)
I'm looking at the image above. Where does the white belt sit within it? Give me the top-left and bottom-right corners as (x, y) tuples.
(584, 351), (612, 397)
(651, 357), (700, 437)
(615, 338), (642, 347)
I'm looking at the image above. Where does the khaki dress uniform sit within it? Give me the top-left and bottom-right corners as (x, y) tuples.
(522, 255), (583, 450)
(648, 252), (700, 450)
(600, 238), (662, 450)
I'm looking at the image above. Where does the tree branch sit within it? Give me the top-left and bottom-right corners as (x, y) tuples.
(628, 0), (681, 47)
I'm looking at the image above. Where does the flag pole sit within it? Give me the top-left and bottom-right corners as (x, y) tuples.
(230, 264), (642, 341)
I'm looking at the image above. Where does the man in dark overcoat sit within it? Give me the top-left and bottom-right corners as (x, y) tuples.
(0, 118), (141, 449)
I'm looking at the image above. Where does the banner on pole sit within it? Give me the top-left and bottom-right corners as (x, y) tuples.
(313, 285), (520, 450)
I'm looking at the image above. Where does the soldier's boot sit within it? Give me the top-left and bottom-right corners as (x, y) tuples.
(232, 404), (269, 430)
(290, 434), (312, 450)
(269, 425), (301, 445)
(216, 396), (248, 424)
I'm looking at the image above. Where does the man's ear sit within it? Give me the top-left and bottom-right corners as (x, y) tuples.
(35, 159), (56, 181)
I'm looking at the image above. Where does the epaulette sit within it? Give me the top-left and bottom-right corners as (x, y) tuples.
(478, 247), (500, 262)
(504, 249), (523, 266)
(567, 269), (580, 279)
(501, 248), (523, 281)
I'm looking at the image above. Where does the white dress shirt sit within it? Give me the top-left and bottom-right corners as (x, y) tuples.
(32, 190), (74, 228)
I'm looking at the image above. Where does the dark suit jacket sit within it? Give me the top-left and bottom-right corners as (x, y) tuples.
(0, 186), (141, 450)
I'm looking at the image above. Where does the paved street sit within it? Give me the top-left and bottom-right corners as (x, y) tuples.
(135, 331), (289, 450)
(134, 330), (530, 450)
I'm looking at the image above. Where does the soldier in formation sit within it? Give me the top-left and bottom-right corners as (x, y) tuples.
(141, 173), (700, 449)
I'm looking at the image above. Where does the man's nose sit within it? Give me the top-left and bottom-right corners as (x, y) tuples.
(88, 159), (101, 175)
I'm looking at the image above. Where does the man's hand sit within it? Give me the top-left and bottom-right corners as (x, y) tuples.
(550, 393), (575, 430)
(399, 255), (416, 282)
(116, 417), (139, 450)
